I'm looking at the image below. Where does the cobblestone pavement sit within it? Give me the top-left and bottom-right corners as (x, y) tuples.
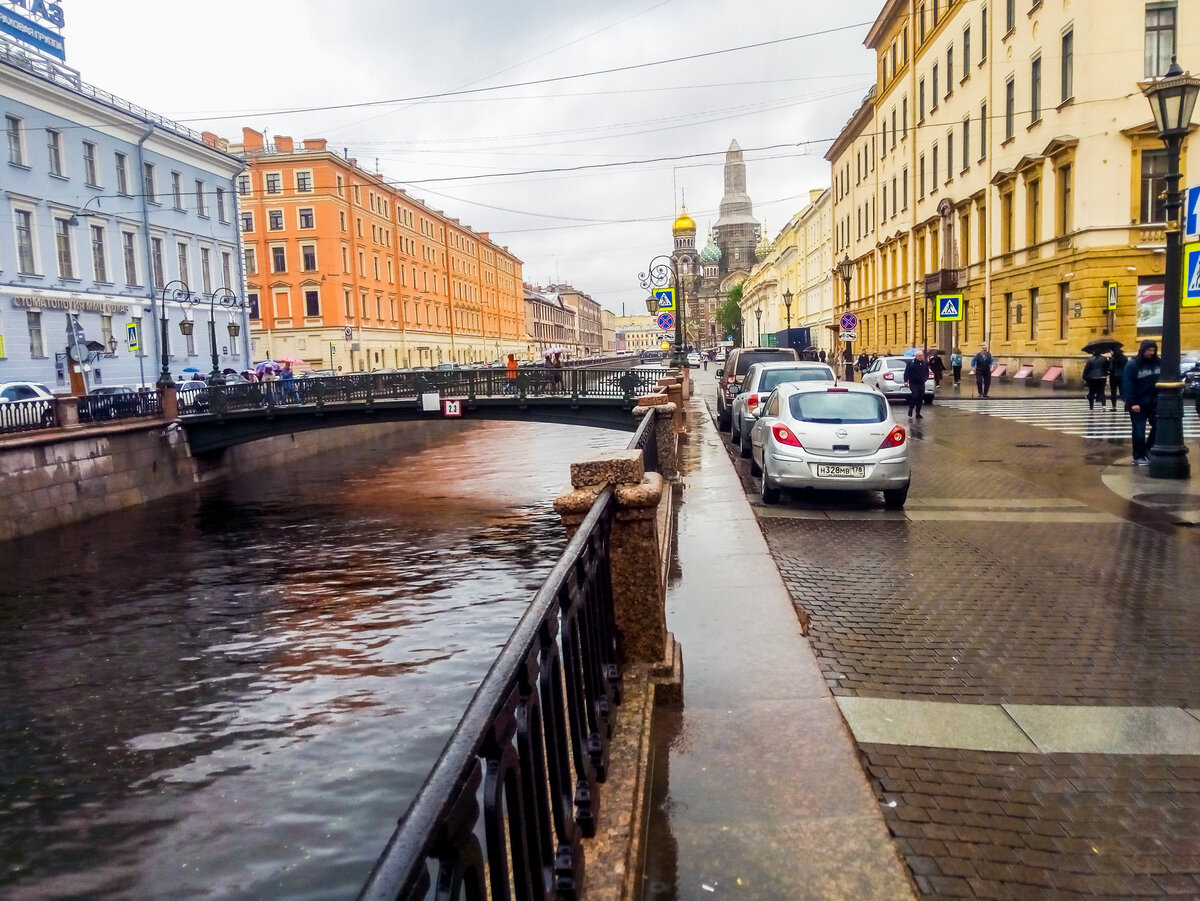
(699, 374), (1200, 899)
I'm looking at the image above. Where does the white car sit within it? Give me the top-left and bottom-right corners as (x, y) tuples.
(686, 351), (701, 367)
(730, 361), (837, 457)
(861, 356), (936, 403)
(750, 382), (911, 508)
(0, 381), (55, 430)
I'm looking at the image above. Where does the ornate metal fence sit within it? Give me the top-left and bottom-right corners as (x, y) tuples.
(357, 410), (660, 901)
(78, 391), (162, 424)
(0, 399), (55, 435)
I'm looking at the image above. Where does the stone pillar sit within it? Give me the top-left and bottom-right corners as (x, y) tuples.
(554, 449), (667, 665)
(159, 385), (179, 421)
(632, 398), (678, 481)
(51, 395), (80, 430)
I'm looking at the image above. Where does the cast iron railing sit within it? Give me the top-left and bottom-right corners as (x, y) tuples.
(78, 391), (162, 424)
(0, 399), (55, 435)
(177, 368), (669, 417)
(357, 410), (660, 901)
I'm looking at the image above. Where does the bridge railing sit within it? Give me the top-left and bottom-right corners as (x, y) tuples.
(176, 368), (671, 417)
(78, 391), (162, 424)
(0, 399), (56, 435)
(357, 410), (660, 901)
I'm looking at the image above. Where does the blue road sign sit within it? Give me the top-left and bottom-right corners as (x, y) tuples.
(657, 311), (675, 330)
(653, 287), (676, 312)
(840, 312), (859, 331)
(126, 323), (139, 352)
(1184, 242), (1200, 308)
(1186, 186), (1200, 239)
(935, 293), (964, 321)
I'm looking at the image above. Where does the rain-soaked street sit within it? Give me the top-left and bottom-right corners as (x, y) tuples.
(0, 420), (626, 901)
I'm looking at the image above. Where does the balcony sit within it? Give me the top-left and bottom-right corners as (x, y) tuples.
(921, 268), (967, 295)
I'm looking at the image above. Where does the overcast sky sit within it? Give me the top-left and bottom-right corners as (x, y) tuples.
(65, 0), (882, 315)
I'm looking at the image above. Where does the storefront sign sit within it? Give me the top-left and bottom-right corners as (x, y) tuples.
(1135, 278), (1164, 331)
(0, 1), (66, 61)
(10, 295), (130, 315)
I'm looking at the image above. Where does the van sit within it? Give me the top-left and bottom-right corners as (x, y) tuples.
(715, 347), (799, 429)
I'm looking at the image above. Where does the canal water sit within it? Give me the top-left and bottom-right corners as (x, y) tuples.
(0, 421), (626, 900)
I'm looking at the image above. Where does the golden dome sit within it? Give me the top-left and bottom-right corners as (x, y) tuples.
(672, 204), (697, 234)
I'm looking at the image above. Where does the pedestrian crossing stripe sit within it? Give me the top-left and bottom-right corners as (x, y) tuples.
(935, 293), (963, 321)
(937, 397), (1200, 441)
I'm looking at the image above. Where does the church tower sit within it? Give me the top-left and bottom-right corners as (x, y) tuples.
(712, 140), (760, 279)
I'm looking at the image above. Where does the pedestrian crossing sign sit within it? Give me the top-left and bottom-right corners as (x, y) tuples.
(654, 288), (676, 312)
(935, 293), (964, 321)
(1184, 242), (1200, 308)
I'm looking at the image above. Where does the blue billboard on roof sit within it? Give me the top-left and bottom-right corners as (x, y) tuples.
(0, 1), (66, 62)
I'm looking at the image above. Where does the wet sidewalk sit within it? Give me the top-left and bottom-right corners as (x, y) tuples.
(640, 388), (916, 900)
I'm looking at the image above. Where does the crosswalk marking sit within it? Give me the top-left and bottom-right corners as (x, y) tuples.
(937, 397), (1200, 440)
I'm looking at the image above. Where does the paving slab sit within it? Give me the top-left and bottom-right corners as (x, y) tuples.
(837, 697), (1038, 753)
(1005, 704), (1200, 755)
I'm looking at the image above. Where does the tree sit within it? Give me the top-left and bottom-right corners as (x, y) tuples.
(716, 284), (744, 346)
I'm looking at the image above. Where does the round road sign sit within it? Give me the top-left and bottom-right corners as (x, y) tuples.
(657, 312), (675, 330)
(839, 312), (858, 331)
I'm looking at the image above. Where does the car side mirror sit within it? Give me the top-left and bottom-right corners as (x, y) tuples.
(716, 368), (724, 377)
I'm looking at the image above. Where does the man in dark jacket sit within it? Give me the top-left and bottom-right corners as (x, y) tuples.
(1082, 351), (1110, 410)
(1122, 340), (1160, 465)
(904, 351), (931, 419)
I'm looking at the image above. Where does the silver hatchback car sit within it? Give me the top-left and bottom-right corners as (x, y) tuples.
(730, 361), (837, 457)
(861, 356), (936, 403)
(749, 382), (911, 508)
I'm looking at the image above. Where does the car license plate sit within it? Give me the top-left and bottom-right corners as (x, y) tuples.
(816, 464), (865, 478)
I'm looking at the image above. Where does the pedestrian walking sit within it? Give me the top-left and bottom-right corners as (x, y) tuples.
(903, 350), (931, 419)
(504, 353), (519, 394)
(1123, 340), (1160, 465)
(1082, 350), (1110, 410)
(971, 344), (994, 397)
(950, 348), (963, 387)
(929, 352), (946, 386)
(1108, 347), (1127, 410)
(281, 361), (297, 404)
(856, 352), (870, 374)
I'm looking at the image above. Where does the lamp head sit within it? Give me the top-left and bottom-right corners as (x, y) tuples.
(782, 290), (793, 311)
(837, 254), (854, 283)
(1141, 58), (1200, 139)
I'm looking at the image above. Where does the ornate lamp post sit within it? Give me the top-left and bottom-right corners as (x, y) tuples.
(782, 289), (793, 337)
(639, 255), (688, 368)
(755, 308), (763, 347)
(179, 286), (246, 385)
(1141, 60), (1200, 480)
(838, 254), (855, 381)
(157, 280), (187, 388)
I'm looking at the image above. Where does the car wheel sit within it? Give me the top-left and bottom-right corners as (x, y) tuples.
(883, 486), (908, 509)
(730, 416), (740, 443)
(760, 461), (780, 505)
(749, 450), (761, 477)
(925, 394), (934, 404)
(739, 425), (752, 458)
(718, 409), (730, 430)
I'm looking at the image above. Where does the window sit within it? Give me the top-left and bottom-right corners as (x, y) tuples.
(1000, 189), (1014, 253)
(271, 245), (287, 273)
(1031, 54), (1042, 122)
(265, 172), (282, 194)
(305, 288), (320, 317)
(216, 187), (227, 222)
(45, 128), (63, 176)
(902, 96), (908, 137)
(1005, 292), (1013, 340)
(28, 311), (44, 358)
(962, 118), (971, 170)
(143, 162), (157, 203)
(919, 154), (926, 197)
(1059, 282), (1070, 340)
(195, 180), (208, 217)
(1145, 2), (1177, 78)
(1060, 28), (1074, 102)
(1029, 287), (1038, 340)
(268, 210), (284, 230)
(1027, 176), (1042, 245)
(1140, 148), (1169, 222)
(1006, 0), (1016, 33)
(151, 237), (164, 288)
(83, 141), (99, 185)
(177, 242), (190, 286)
(299, 207), (315, 229)
(919, 78), (926, 121)
(248, 292), (260, 320)
(336, 175), (345, 197)
(244, 246), (257, 276)
(172, 172), (184, 209)
(1005, 77), (1016, 140)
(91, 224), (107, 282)
(902, 167), (909, 209)
(963, 25), (971, 71)
(981, 6), (988, 58)
(932, 143), (940, 190)
(980, 102), (988, 159)
(947, 132), (954, 182)
(932, 63), (940, 110)
(1056, 163), (1073, 234)
(115, 152), (130, 195)
(919, 2), (926, 41)
(185, 322), (196, 356)
(236, 174), (250, 196)
(891, 109), (897, 148)
(946, 46), (954, 93)
(301, 244), (317, 271)
(15, 208), (36, 274)
(296, 171), (313, 192)
(53, 217), (75, 278)
(240, 211), (253, 233)
(6, 115), (24, 165)
(200, 247), (212, 293)
(122, 232), (138, 285)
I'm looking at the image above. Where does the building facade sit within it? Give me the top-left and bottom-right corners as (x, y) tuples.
(549, 284), (603, 355)
(613, 314), (662, 353)
(0, 51), (246, 392)
(833, 0), (1200, 379)
(232, 128), (523, 371)
(524, 285), (578, 357)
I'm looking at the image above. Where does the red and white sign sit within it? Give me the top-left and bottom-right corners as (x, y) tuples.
(443, 400), (462, 417)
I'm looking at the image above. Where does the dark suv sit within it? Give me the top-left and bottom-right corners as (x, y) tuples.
(715, 347), (799, 429)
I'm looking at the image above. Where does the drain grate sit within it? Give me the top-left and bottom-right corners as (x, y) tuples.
(1014, 443), (1050, 448)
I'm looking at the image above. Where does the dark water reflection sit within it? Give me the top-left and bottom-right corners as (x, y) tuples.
(0, 420), (625, 900)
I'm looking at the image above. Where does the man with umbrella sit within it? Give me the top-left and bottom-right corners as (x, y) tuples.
(1081, 348), (1110, 410)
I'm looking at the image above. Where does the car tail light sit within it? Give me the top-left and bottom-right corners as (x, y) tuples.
(879, 425), (906, 449)
(826, 387), (848, 392)
(771, 423), (803, 447)
(882, 372), (895, 381)
(747, 393), (760, 410)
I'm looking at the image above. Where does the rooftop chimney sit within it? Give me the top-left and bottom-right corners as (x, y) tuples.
(302, 138), (328, 151)
(241, 127), (265, 152)
(274, 135), (294, 153)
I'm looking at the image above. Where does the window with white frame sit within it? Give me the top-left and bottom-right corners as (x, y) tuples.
(221, 250), (233, 289)
(115, 152), (130, 195)
(247, 292), (260, 319)
(177, 243), (190, 286)
(143, 162), (157, 203)
(216, 187), (227, 222)
(298, 207), (315, 229)
(46, 129), (63, 176)
(15, 207), (37, 274)
(296, 170), (313, 192)
(122, 231), (138, 285)
(151, 237), (164, 287)
(240, 211), (254, 233)
(54, 217), (74, 278)
(265, 172), (282, 194)
(236, 174), (250, 196)
(1031, 54), (1042, 122)
(304, 288), (320, 317)
(195, 180), (207, 217)
(1145, 2), (1177, 78)
(172, 172), (184, 209)
(268, 209), (284, 230)
(1061, 27), (1074, 102)
(271, 245), (286, 273)
(301, 243), (317, 271)
(244, 246), (257, 276)
(91, 224), (108, 282)
(5, 115), (24, 166)
(28, 311), (44, 357)
(83, 141), (99, 186)
(200, 247), (212, 293)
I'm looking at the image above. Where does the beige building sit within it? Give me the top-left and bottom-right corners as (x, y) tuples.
(547, 284), (603, 354)
(614, 314), (663, 353)
(831, 0), (1199, 380)
(524, 285), (577, 359)
(601, 309), (617, 354)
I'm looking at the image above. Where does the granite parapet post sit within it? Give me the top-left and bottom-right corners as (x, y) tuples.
(632, 399), (677, 481)
(158, 385), (179, 421)
(50, 396), (80, 430)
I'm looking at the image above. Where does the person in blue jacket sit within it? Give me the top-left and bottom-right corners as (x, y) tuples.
(1122, 339), (1160, 465)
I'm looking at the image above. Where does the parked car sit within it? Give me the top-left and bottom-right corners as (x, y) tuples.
(749, 382), (911, 509)
(861, 356), (936, 404)
(175, 380), (209, 412)
(686, 351), (701, 367)
(0, 381), (55, 429)
(715, 347), (800, 429)
(1181, 352), (1200, 396)
(730, 361), (837, 457)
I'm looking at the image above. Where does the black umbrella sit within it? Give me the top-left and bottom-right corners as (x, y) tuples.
(1083, 338), (1123, 354)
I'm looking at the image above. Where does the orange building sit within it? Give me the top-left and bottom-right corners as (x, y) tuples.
(230, 128), (523, 370)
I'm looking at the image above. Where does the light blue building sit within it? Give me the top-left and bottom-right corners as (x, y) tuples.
(0, 47), (248, 392)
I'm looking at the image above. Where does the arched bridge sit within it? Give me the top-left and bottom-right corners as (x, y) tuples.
(178, 367), (669, 454)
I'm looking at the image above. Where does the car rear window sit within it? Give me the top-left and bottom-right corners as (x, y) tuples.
(733, 350), (797, 375)
(887, 359), (907, 369)
(789, 391), (886, 424)
(760, 367), (834, 391)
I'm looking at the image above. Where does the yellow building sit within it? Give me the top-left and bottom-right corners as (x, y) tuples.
(830, 0), (1200, 380)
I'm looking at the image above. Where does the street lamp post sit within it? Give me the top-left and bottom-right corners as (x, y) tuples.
(1141, 59), (1200, 480)
(639, 255), (689, 368)
(755, 308), (762, 347)
(838, 254), (855, 381)
(782, 290), (793, 346)
(157, 280), (186, 388)
(180, 286), (246, 385)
